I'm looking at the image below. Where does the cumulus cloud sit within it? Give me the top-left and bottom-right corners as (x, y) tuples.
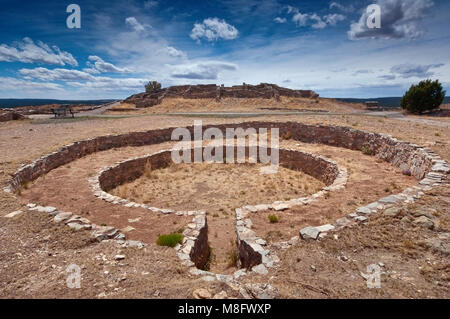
(125, 17), (147, 32)
(19, 67), (147, 91)
(166, 46), (186, 58)
(324, 13), (346, 26)
(0, 76), (63, 91)
(170, 61), (238, 80)
(0, 38), (77, 66)
(352, 69), (373, 76)
(67, 77), (147, 91)
(274, 17), (287, 23)
(144, 1), (158, 8)
(86, 56), (130, 73)
(378, 74), (396, 80)
(348, 0), (434, 40)
(190, 18), (239, 42)
(390, 63), (444, 78)
(329, 2), (355, 13)
(19, 67), (95, 81)
(288, 6), (345, 29)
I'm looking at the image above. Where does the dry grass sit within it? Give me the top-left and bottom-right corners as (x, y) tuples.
(110, 162), (324, 213)
(112, 96), (364, 114)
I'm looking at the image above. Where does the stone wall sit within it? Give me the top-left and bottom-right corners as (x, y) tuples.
(124, 83), (319, 108)
(5, 121), (443, 194)
(0, 111), (24, 122)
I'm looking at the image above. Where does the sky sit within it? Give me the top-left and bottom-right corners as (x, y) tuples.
(0, 0), (449, 99)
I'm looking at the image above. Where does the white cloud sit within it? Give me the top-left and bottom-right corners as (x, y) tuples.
(144, 1), (158, 9)
(309, 14), (327, 29)
(190, 18), (239, 42)
(348, 0), (434, 40)
(170, 61), (238, 80)
(0, 38), (77, 66)
(67, 77), (147, 91)
(125, 17), (147, 32)
(390, 63), (444, 78)
(86, 56), (130, 73)
(329, 2), (355, 13)
(289, 6), (345, 29)
(166, 46), (186, 58)
(292, 12), (309, 26)
(19, 67), (95, 81)
(324, 13), (346, 26)
(18, 66), (148, 91)
(0, 76), (63, 91)
(274, 17), (287, 23)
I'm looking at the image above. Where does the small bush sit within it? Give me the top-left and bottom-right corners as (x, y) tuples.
(268, 214), (279, 223)
(156, 233), (184, 247)
(281, 131), (292, 140)
(401, 79), (445, 114)
(145, 80), (162, 93)
(361, 145), (372, 155)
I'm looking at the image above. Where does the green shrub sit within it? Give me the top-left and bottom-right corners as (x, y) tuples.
(145, 80), (162, 93)
(361, 145), (372, 155)
(268, 214), (279, 223)
(156, 233), (184, 247)
(401, 79), (445, 114)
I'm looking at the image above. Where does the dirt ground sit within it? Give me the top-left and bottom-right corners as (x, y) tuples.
(0, 98), (449, 298)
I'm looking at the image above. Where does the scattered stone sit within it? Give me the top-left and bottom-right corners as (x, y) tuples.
(272, 203), (290, 211)
(4, 210), (23, 218)
(356, 207), (372, 215)
(233, 269), (246, 279)
(38, 206), (57, 214)
(378, 195), (401, 204)
(202, 276), (215, 282)
(121, 226), (135, 233)
(316, 224), (335, 233)
(299, 226), (320, 240)
(53, 212), (73, 223)
(114, 255), (126, 261)
(413, 216), (434, 229)
(213, 291), (228, 299)
(252, 264), (268, 275)
(411, 208), (436, 219)
(422, 236), (450, 255)
(335, 217), (352, 228)
(311, 265), (316, 272)
(242, 283), (280, 299)
(339, 256), (348, 262)
(383, 207), (402, 217)
(354, 216), (368, 222)
(67, 222), (92, 231)
(193, 288), (211, 299)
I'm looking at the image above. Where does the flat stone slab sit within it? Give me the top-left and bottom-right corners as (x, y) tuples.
(300, 226), (320, 240)
(4, 210), (24, 218)
(316, 224), (335, 233)
(252, 264), (268, 275)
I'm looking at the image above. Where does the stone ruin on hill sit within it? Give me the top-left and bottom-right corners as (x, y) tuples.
(124, 83), (320, 108)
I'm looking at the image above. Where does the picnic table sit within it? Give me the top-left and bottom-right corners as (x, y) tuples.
(51, 106), (75, 118)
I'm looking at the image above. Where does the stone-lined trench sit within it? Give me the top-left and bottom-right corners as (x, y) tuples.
(6, 121), (449, 281)
(92, 146), (344, 273)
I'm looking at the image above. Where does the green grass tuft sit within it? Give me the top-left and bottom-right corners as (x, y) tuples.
(156, 233), (184, 247)
(268, 214), (280, 223)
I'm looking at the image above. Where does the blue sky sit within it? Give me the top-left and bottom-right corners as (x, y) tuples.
(0, 0), (449, 99)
